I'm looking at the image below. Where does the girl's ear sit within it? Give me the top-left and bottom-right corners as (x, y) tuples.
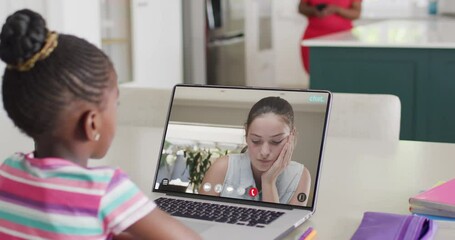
(82, 110), (102, 142)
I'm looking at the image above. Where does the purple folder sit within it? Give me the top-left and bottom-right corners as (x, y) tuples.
(351, 212), (436, 240)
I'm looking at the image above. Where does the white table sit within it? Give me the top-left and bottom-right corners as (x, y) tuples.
(98, 125), (455, 239)
(287, 137), (455, 239)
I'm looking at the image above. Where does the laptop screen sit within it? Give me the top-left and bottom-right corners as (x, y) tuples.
(153, 85), (331, 210)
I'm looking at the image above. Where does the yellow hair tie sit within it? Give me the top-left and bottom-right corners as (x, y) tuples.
(7, 31), (59, 72)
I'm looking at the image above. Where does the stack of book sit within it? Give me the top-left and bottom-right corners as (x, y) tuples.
(409, 178), (455, 220)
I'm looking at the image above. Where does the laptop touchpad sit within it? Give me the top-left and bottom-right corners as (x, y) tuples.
(181, 220), (215, 233)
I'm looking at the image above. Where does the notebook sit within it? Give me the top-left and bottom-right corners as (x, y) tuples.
(409, 178), (455, 215)
(150, 85), (331, 239)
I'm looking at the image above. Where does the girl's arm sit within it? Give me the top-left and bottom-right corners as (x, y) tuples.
(123, 208), (201, 240)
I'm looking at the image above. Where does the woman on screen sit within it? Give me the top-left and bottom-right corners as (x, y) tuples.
(200, 97), (311, 206)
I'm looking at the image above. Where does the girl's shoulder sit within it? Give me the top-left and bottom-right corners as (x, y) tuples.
(227, 153), (249, 161)
(283, 161), (304, 176)
(2, 152), (121, 188)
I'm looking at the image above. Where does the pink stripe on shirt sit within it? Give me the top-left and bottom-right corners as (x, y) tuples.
(0, 218), (106, 240)
(0, 231), (25, 240)
(0, 177), (100, 209)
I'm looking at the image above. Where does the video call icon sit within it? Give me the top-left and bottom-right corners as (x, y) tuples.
(202, 183), (212, 192)
(214, 184), (223, 193)
(226, 185), (234, 193)
(297, 193), (307, 202)
(199, 183), (252, 197)
(236, 187), (245, 196)
(248, 187), (258, 197)
(161, 178), (169, 186)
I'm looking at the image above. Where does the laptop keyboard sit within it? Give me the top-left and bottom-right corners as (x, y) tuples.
(155, 197), (285, 228)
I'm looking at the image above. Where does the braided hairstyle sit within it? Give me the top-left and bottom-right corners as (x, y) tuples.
(0, 9), (114, 138)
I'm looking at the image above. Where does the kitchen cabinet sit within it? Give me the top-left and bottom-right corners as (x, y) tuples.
(303, 19), (455, 143)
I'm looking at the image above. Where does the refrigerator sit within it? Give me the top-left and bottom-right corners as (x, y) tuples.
(182, 0), (246, 86)
(205, 0), (245, 86)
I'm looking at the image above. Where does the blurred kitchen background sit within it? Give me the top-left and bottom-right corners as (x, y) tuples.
(1, 0), (455, 89)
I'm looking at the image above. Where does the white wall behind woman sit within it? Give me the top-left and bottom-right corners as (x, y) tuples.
(0, 0), (101, 79)
(0, 0), (101, 47)
(130, 0), (183, 88)
(245, 0), (308, 88)
(272, 0), (309, 88)
(46, 0), (101, 47)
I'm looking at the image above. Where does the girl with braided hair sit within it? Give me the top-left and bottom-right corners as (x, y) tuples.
(0, 9), (200, 240)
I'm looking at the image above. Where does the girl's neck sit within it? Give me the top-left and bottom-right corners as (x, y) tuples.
(34, 139), (90, 167)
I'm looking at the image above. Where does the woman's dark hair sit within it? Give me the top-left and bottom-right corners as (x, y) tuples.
(0, 9), (113, 138)
(245, 96), (295, 134)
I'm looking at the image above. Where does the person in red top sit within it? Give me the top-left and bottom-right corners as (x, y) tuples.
(299, 0), (362, 73)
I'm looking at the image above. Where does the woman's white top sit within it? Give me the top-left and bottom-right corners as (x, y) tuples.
(220, 153), (303, 204)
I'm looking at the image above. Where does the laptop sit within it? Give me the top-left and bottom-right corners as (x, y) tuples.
(151, 84), (331, 239)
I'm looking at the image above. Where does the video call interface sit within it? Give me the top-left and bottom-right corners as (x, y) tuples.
(153, 86), (330, 209)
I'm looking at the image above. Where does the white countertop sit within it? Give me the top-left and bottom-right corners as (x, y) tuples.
(302, 18), (455, 49)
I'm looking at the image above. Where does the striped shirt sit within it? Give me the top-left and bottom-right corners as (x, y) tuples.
(0, 153), (156, 240)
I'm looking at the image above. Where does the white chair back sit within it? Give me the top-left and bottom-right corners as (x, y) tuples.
(117, 86), (172, 127)
(329, 93), (401, 141)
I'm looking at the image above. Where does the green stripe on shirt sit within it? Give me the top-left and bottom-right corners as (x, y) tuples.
(100, 186), (139, 220)
(0, 210), (102, 235)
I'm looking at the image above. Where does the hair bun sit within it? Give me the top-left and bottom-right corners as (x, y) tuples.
(0, 9), (48, 65)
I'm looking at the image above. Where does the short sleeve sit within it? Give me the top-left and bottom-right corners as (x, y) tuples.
(99, 169), (156, 235)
